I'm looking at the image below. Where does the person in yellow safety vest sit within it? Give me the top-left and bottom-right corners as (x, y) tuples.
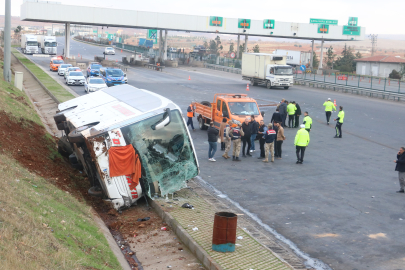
(186, 103), (195, 131)
(303, 112), (312, 132)
(294, 124), (310, 164)
(334, 106), (345, 138)
(287, 101), (297, 128)
(323, 98), (336, 125)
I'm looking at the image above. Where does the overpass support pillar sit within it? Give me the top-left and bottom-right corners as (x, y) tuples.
(236, 35), (240, 59)
(310, 40), (314, 69)
(319, 39), (324, 70)
(244, 35), (248, 53)
(163, 30), (167, 61)
(64, 23), (70, 58)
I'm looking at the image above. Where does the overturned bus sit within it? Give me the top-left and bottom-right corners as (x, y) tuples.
(54, 85), (199, 210)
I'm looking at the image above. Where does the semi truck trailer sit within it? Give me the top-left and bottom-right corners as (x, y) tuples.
(21, 34), (39, 54)
(273, 49), (311, 67)
(242, 53), (294, 89)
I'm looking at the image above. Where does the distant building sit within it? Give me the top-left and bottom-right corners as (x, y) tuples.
(354, 55), (405, 78)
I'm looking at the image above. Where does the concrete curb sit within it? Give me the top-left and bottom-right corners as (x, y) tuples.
(91, 211), (132, 270)
(148, 197), (223, 270)
(11, 52), (61, 104)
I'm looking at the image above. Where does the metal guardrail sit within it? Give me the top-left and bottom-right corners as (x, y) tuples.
(295, 78), (404, 101)
(203, 63), (241, 74)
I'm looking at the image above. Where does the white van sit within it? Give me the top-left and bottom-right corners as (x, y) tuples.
(54, 85), (199, 210)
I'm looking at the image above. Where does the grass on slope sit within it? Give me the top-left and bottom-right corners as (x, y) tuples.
(11, 48), (75, 103)
(0, 63), (121, 270)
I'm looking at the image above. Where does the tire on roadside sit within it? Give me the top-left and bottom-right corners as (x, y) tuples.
(57, 136), (73, 157)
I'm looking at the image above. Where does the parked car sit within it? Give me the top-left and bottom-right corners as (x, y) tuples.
(99, 67), (127, 87)
(104, 47), (115, 55)
(66, 71), (86, 86)
(64, 67), (81, 80)
(84, 77), (107, 93)
(58, 64), (73, 76)
(87, 63), (103, 77)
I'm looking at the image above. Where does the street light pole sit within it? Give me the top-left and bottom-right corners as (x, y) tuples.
(3, 0), (12, 82)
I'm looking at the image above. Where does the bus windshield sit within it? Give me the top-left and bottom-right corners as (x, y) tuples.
(121, 110), (198, 197)
(228, 102), (260, 116)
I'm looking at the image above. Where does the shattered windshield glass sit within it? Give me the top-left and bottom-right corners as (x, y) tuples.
(121, 109), (198, 197)
(228, 102), (259, 116)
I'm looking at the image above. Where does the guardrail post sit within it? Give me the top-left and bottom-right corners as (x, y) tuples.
(370, 76), (372, 89)
(384, 78), (386, 91)
(324, 74), (325, 82)
(358, 75), (360, 87)
(399, 80), (401, 93)
(335, 73), (336, 84)
(346, 75), (348, 86)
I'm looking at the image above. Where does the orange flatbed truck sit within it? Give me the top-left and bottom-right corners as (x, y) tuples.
(193, 93), (265, 130)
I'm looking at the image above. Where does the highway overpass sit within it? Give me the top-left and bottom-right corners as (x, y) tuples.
(21, 1), (366, 68)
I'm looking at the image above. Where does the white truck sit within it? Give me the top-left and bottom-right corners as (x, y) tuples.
(53, 84), (199, 210)
(273, 49), (311, 67)
(242, 53), (294, 89)
(21, 34), (39, 54)
(37, 35), (57, 55)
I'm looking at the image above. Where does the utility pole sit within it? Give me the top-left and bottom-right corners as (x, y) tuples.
(3, 0), (11, 82)
(369, 34), (378, 56)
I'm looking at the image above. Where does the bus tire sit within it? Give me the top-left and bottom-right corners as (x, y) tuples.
(284, 86), (289, 90)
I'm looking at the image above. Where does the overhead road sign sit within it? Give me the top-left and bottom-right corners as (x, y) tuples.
(20, 2), (366, 42)
(342, 26), (361, 36)
(209, 16), (223, 27)
(317, 24), (329, 34)
(348, 17), (358, 26)
(147, 29), (158, 44)
(263, 19), (275, 29)
(238, 19), (251, 29)
(310, 18), (338, 25)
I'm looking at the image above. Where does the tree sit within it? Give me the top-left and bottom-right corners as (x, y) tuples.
(14, 25), (22, 34)
(203, 41), (208, 49)
(238, 43), (247, 58)
(333, 44), (356, 73)
(209, 35), (223, 56)
(326, 46), (336, 69)
(355, 51), (362, 59)
(313, 53), (319, 69)
(253, 44), (260, 53)
(389, 69), (401, 79)
(229, 42), (234, 53)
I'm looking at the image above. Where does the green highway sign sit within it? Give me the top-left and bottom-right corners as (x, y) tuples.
(209, 16), (223, 27)
(105, 31), (109, 34)
(238, 19), (251, 29)
(348, 17), (358, 26)
(147, 29), (158, 44)
(98, 34), (101, 38)
(317, 24), (329, 34)
(310, 18), (338, 25)
(93, 29), (97, 33)
(263, 19), (275, 29)
(342, 25), (361, 36)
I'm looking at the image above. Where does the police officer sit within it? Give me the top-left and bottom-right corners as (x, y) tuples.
(303, 111), (312, 132)
(222, 120), (233, 159)
(294, 124), (310, 164)
(231, 122), (244, 161)
(186, 102), (195, 131)
(263, 123), (277, 163)
(323, 98), (336, 125)
(334, 106), (345, 138)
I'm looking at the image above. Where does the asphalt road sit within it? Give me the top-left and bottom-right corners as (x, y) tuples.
(23, 37), (405, 270)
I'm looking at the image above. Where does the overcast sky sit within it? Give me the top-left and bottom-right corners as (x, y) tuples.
(2, 0), (404, 35)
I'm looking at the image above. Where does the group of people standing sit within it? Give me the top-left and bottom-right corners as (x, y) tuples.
(188, 97), (345, 164)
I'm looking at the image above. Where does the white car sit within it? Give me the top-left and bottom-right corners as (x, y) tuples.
(66, 71), (86, 86)
(104, 47), (115, 55)
(58, 64), (73, 76)
(84, 77), (107, 93)
(64, 67), (81, 80)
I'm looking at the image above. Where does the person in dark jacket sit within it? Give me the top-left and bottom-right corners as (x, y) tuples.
(249, 115), (259, 153)
(394, 147), (405, 193)
(207, 122), (219, 162)
(278, 99), (287, 127)
(241, 117), (252, 157)
(271, 108), (283, 126)
(263, 123), (277, 163)
(294, 102), (301, 128)
(257, 120), (266, 159)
